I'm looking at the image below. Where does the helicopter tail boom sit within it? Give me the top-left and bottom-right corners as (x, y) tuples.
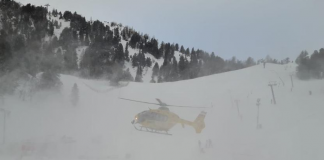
(180, 111), (206, 133)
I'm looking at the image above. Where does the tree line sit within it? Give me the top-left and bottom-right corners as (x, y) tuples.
(296, 48), (324, 80)
(0, 0), (291, 96)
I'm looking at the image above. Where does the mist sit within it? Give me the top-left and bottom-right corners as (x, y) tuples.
(1, 0), (324, 160)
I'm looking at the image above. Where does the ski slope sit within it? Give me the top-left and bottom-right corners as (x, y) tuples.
(1, 63), (324, 160)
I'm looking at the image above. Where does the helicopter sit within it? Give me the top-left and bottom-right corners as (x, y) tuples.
(119, 98), (209, 135)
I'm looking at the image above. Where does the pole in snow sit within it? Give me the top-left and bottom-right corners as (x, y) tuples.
(290, 74), (294, 91)
(256, 98), (262, 129)
(268, 82), (277, 105)
(234, 99), (242, 120)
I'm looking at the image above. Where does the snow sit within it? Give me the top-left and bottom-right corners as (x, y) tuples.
(120, 39), (138, 58)
(46, 15), (161, 83)
(126, 51), (184, 83)
(121, 39), (164, 83)
(1, 63), (324, 160)
(51, 16), (70, 39)
(124, 56), (161, 83)
(173, 51), (183, 62)
(124, 61), (154, 83)
(76, 46), (88, 69)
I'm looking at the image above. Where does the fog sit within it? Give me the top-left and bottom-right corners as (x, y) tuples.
(1, 64), (324, 160)
(1, 0), (324, 159)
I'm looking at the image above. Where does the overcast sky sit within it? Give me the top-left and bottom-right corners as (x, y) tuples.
(17, 0), (324, 61)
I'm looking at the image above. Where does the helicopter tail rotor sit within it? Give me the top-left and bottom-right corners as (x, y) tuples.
(192, 111), (207, 133)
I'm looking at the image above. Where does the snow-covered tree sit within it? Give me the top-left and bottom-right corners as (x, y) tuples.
(37, 72), (62, 91)
(152, 62), (160, 78)
(245, 57), (256, 67)
(135, 66), (143, 82)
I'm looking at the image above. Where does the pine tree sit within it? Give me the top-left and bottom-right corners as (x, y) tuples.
(112, 27), (121, 45)
(84, 33), (90, 45)
(38, 72), (62, 91)
(158, 42), (165, 58)
(175, 43), (179, 51)
(296, 51), (308, 65)
(296, 51), (310, 79)
(129, 32), (141, 48)
(152, 62), (160, 77)
(178, 55), (190, 80)
(245, 57), (256, 67)
(114, 43), (124, 63)
(71, 83), (79, 106)
(170, 57), (179, 81)
(64, 47), (78, 72)
(191, 48), (195, 55)
(79, 28), (84, 43)
(48, 22), (54, 36)
(123, 68), (134, 81)
(63, 11), (73, 21)
(135, 66), (143, 82)
(60, 28), (73, 47)
(178, 55), (186, 72)
(0, 30), (12, 72)
(125, 42), (130, 61)
(146, 57), (152, 67)
(132, 53), (138, 68)
(180, 45), (185, 54)
(131, 51), (146, 68)
(185, 48), (190, 56)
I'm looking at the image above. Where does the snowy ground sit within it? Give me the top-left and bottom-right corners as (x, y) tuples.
(1, 63), (324, 160)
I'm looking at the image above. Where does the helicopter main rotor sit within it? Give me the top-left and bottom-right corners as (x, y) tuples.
(119, 97), (210, 109)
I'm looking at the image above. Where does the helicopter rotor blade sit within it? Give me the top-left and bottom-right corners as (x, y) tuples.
(156, 98), (211, 109)
(120, 97), (212, 109)
(164, 104), (211, 109)
(155, 98), (167, 107)
(155, 98), (163, 104)
(119, 97), (161, 106)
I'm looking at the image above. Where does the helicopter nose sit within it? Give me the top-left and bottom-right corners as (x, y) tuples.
(131, 120), (135, 124)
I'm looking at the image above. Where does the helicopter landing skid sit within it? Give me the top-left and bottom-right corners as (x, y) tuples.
(133, 125), (172, 136)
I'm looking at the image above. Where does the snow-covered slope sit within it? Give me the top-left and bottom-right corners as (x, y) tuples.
(45, 14), (178, 83)
(2, 63), (324, 160)
(51, 16), (71, 39)
(120, 38), (166, 83)
(76, 46), (88, 69)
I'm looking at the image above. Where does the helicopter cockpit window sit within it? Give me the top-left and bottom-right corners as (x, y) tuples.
(140, 111), (153, 120)
(156, 114), (168, 122)
(149, 112), (157, 120)
(140, 112), (168, 122)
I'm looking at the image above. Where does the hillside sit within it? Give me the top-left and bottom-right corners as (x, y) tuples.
(1, 63), (324, 160)
(1, 1), (324, 160)
(1, 0), (288, 88)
